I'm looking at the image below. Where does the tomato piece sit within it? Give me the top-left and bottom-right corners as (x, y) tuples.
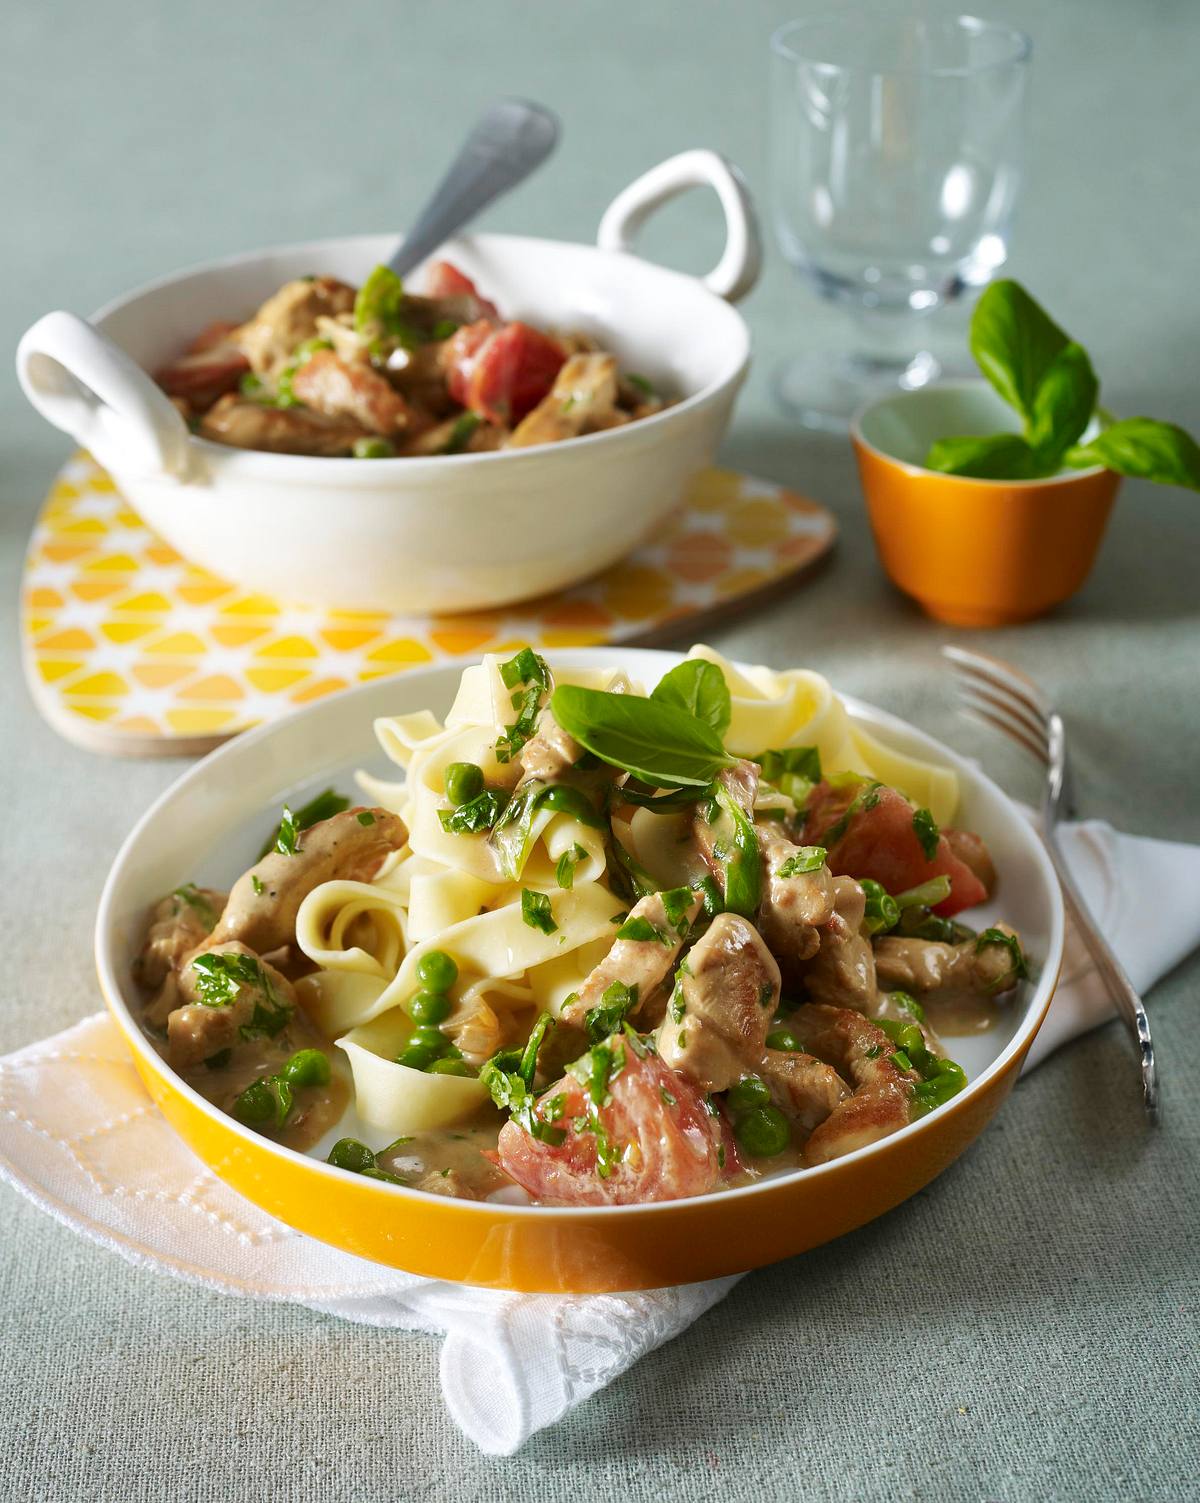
(155, 331), (250, 410)
(456, 322), (565, 426)
(443, 320), (495, 408)
(803, 782), (989, 917)
(425, 260), (500, 320)
(495, 1040), (734, 1206)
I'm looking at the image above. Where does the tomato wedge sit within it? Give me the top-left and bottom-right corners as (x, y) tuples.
(495, 1039), (733, 1206)
(803, 781), (989, 917)
(445, 321), (566, 426)
(425, 260), (500, 321)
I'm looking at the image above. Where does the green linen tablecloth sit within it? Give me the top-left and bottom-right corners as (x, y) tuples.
(1, 2), (1196, 1497)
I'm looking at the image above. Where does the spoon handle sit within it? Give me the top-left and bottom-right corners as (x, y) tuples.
(387, 99), (560, 281)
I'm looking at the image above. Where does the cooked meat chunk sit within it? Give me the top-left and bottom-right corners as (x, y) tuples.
(289, 351), (414, 436)
(199, 394), (372, 456)
(942, 828), (997, 897)
(789, 1004), (916, 1166)
(235, 276), (357, 378)
(656, 913), (780, 1092)
(507, 353), (623, 448)
(798, 876), (878, 1011)
(657, 914), (846, 1133)
(155, 322), (249, 413)
(756, 820), (836, 967)
(136, 885), (224, 990)
(875, 923), (1023, 998)
(518, 711), (582, 781)
(207, 808), (407, 957)
(693, 760), (759, 881)
(167, 941), (296, 1071)
(495, 1036), (731, 1206)
(560, 888), (702, 1029)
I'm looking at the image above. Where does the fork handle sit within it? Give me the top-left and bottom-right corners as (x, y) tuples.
(1045, 832), (1159, 1121)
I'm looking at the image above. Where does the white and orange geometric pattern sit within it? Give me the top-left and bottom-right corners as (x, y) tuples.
(22, 453), (836, 757)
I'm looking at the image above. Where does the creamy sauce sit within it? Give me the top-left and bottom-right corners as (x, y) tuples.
(923, 990), (1002, 1037)
(377, 1116), (511, 1199)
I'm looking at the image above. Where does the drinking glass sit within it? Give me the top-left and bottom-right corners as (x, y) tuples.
(769, 12), (1030, 430)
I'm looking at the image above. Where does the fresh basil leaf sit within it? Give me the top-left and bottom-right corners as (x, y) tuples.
(1027, 341), (1098, 459)
(650, 660), (732, 736)
(551, 685), (733, 789)
(924, 432), (1049, 480)
(969, 279), (1071, 420)
(1066, 418), (1200, 492)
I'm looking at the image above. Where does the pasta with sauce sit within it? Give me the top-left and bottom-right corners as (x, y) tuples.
(134, 646), (1028, 1207)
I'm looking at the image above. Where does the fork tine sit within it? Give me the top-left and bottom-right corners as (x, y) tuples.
(941, 644), (1054, 723)
(956, 697), (1051, 767)
(953, 678), (1049, 749)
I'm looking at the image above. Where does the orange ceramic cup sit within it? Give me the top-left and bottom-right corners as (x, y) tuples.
(852, 381), (1121, 627)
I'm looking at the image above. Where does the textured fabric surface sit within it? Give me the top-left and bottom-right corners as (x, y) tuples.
(2, 0), (1199, 1497)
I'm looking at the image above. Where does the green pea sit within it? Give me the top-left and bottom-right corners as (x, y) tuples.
(327, 1137), (376, 1173)
(765, 1029), (801, 1052)
(897, 1024), (926, 1058)
(726, 1075), (770, 1111)
(282, 1048), (332, 1087)
(416, 949), (458, 992)
(444, 762), (484, 807)
(233, 1079), (275, 1126)
(409, 989), (452, 1025)
(734, 1104), (790, 1157)
(396, 1043), (438, 1072)
(427, 1058), (475, 1077)
(352, 437), (395, 459)
(409, 1024), (451, 1055)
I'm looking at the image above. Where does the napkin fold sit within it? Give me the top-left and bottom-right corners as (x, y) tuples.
(1, 819), (1195, 1455)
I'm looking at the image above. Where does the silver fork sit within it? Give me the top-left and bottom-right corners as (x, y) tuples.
(942, 645), (1159, 1121)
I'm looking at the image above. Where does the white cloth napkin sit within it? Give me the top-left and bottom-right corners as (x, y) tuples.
(1, 819), (1195, 1455)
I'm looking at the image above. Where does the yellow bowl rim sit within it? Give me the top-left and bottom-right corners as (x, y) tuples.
(93, 647), (1065, 1226)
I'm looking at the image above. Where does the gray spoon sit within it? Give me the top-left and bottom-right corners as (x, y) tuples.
(386, 98), (560, 279)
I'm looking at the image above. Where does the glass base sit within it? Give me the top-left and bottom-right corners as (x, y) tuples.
(774, 349), (942, 433)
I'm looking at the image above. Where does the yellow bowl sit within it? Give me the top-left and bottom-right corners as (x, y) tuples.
(853, 381), (1121, 627)
(95, 649), (1064, 1293)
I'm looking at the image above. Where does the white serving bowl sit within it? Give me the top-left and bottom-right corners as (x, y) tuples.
(17, 151), (760, 615)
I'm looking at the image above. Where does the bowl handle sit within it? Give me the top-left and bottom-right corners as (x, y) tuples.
(16, 310), (192, 479)
(597, 149), (762, 303)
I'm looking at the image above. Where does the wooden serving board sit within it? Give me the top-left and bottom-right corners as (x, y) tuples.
(21, 454), (836, 757)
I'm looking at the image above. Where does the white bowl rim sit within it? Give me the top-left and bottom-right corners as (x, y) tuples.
(91, 230), (752, 480)
(94, 646), (1064, 1222)
(851, 377), (1109, 486)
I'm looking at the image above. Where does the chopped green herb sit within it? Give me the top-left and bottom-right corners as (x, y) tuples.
(584, 980), (639, 1043)
(481, 1013), (564, 1145)
(615, 915), (667, 945)
(431, 318), (460, 340)
(274, 805), (299, 856)
(190, 950), (265, 1008)
(975, 928), (1029, 991)
(777, 845), (827, 878)
(259, 787), (350, 857)
(626, 372), (655, 396)
(912, 807), (941, 861)
(660, 1085), (677, 1107)
(668, 978), (686, 1025)
(356, 810), (376, 826)
(439, 787), (510, 834)
(173, 884), (217, 928)
(555, 842), (588, 889)
(251, 875), (264, 896)
(352, 437), (395, 459)
(753, 745), (823, 807)
(494, 649), (552, 763)
(822, 780), (882, 849)
(660, 886), (696, 936)
(521, 888), (557, 934)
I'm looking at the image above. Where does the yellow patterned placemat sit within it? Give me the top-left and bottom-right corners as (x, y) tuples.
(22, 453), (836, 757)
